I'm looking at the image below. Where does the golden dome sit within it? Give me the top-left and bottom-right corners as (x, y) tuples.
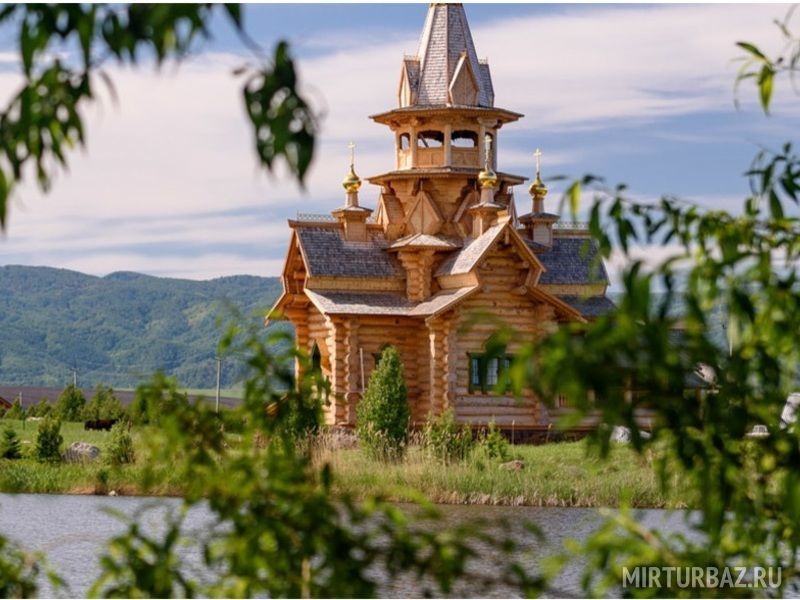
(342, 163), (362, 193)
(528, 174), (547, 198)
(478, 165), (498, 189)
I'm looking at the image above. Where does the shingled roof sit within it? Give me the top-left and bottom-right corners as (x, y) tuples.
(534, 236), (609, 286)
(406, 3), (493, 108)
(557, 294), (617, 318)
(295, 226), (404, 279)
(305, 286), (479, 318)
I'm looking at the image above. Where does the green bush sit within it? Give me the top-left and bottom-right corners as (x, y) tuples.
(0, 429), (22, 460)
(477, 420), (510, 461)
(55, 385), (86, 422)
(3, 399), (25, 421)
(35, 418), (63, 463)
(423, 409), (473, 464)
(130, 373), (188, 425)
(83, 385), (124, 421)
(106, 422), (135, 466)
(356, 346), (410, 461)
(27, 398), (52, 418)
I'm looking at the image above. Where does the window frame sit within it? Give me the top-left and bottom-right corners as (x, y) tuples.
(467, 352), (514, 394)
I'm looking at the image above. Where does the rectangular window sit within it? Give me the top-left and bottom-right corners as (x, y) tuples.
(468, 353), (514, 394)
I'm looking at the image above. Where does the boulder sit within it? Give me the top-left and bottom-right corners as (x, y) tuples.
(610, 426), (632, 443)
(63, 442), (101, 463)
(499, 459), (525, 471)
(610, 426), (651, 443)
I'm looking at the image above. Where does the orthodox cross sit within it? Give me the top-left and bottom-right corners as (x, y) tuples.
(348, 141), (356, 167)
(533, 148), (542, 177)
(483, 135), (492, 167)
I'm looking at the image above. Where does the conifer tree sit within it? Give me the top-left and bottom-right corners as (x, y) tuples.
(356, 346), (410, 461)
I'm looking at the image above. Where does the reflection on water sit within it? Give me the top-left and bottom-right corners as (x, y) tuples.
(0, 493), (690, 598)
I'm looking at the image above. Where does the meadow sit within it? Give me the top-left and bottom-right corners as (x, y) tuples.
(0, 419), (675, 507)
(314, 437), (678, 508)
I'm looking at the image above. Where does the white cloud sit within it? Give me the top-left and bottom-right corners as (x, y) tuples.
(0, 4), (792, 279)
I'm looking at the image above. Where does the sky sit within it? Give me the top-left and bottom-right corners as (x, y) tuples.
(0, 3), (798, 287)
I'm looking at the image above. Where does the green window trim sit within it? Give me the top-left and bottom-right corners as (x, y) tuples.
(468, 352), (514, 394)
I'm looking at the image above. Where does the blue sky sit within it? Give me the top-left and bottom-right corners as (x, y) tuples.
(0, 3), (797, 284)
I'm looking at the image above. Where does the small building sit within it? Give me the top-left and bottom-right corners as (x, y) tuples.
(269, 3), (614, 431)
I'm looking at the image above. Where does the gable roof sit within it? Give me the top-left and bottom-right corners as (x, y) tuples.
(294, 225), (404, 279)
(435, 220), (543, 277)
(534, 236), (609, 286)
(305, 285), (479, 319)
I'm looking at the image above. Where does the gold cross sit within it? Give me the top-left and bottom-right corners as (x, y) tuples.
(533, 148), (542, 176)
(484, 135), (492, 166)
(348, 141), (356, 167)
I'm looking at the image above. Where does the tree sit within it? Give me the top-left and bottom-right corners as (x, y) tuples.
(493, 8), (800, 596)
(35, 417), (63, 463)
(106, 422), (135, 466)
(2, 398), (25, 420)
(55, 385), (85, 422)
(356, 346), (411, 461)
(28, 398), (52, 418)
(0, 4), (316, 229)
(129, 372), (188, 425)
(83, 385), (124, 421)
(0, 428), (21, 459)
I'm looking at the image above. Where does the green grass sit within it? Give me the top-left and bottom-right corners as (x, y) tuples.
(0, 420), (183, 496)
(0, 420), (680, 508)
(314, 438), (684, 509)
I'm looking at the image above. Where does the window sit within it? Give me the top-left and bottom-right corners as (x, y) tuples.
(311, 343), (322, 373)
(451, 130), (478, 148)
(417, 130), (444, 148)
(468, 353), (513, 393)
(398, 133), (410, 150)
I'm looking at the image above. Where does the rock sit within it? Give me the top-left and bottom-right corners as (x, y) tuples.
(108, 490), (117, 497)
(499, 459), (525, 471)
(611, 426), (651, 443)
(63, 442), (101, 463)
(610, 426), (632, 443)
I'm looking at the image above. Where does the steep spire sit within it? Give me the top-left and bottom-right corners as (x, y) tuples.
(399, 3), (494, 108)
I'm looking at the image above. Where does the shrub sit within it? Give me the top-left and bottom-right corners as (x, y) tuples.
(107, 422), (135, 466)
(477, 420), (510, 461)
(3, 399), (25, 421)
(28, 398), (52, 418)
(356, 346), (410, 461)
(55, 385), (86, 422)
(423, 409), (473, 464)
(0, 428), (22, 459)
(130, 373), (187, 425)
(35, 418), (63, 463)
(84, 385), (124, 421)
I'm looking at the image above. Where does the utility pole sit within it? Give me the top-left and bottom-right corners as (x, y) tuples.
(215, 357), (222, 414)
(72, 368), (77, 388)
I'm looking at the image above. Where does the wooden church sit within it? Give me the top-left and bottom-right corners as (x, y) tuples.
(269, 3), (614, 431)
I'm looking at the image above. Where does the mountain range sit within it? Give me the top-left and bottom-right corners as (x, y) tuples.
(0, 266), (283, 389)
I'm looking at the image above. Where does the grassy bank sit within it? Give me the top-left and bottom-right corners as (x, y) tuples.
(0, 420), (183, 495)
(315, 440), (681, 509)
(0, 420), (677, 507)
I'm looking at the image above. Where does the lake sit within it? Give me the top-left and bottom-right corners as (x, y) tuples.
(0, 493), (690, 598)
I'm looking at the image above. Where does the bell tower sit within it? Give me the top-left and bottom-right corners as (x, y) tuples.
(368, 3), (527, 242)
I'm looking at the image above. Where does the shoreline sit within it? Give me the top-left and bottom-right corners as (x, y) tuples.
(0, 420), (679, 509)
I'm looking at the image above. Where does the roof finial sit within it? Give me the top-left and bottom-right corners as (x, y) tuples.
(528, 147), (548, 202)
(477, 134), (498, 189)
(342, 141), (362, 194)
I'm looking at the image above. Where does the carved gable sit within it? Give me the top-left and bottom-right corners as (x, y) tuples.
(405, 190), (445, 235)
(449, 53), (479, 106)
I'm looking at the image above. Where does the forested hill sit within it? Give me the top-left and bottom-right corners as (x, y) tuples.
(0, 266), (283, 389)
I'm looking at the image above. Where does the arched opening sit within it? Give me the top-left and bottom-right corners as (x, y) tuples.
(451, 130), (478, 148)
(417, 130), (444, 148)
(310, 342), (322, 375)
(398, 133), (411, 150)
